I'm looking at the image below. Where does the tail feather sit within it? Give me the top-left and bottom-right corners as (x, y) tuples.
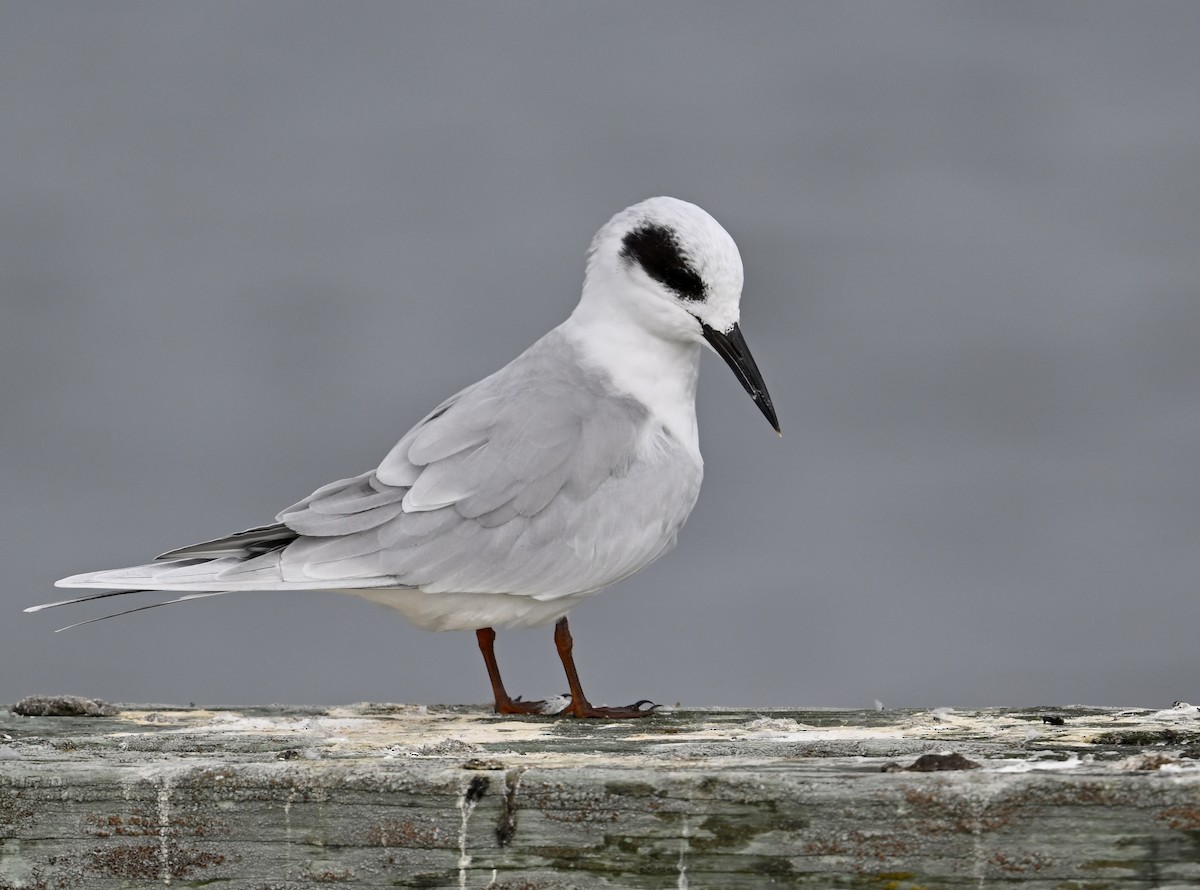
(53, 556), (399, 592)
(25, 589), (154, 613)
(39, 521), (403, 623)
(52, 591), (235, 632)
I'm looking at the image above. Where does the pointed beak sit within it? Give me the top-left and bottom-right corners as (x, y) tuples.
(701, 321), (780, 433)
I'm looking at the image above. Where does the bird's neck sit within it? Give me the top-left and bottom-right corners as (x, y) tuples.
(559, 300), (702, 462)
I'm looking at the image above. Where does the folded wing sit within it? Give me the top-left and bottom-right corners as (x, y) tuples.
(52, 330), (696, 606)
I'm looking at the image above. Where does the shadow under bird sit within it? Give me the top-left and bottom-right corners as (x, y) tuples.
(31, 196), (778, 719)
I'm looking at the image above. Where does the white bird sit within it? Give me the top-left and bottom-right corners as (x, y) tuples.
(31, 196), (778, 719)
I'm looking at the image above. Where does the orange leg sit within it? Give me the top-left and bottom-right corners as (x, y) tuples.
(475, 627), (547, 715)
(552, 617), (656, 719)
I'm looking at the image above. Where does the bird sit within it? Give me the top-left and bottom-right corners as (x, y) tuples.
(30, 196), (778, 719)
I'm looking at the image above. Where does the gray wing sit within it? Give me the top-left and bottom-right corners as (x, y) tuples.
(51, 330), (702, 606)
(271, 328), (701, 600)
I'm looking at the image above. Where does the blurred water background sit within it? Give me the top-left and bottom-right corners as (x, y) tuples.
(3, 2), (1198, 708)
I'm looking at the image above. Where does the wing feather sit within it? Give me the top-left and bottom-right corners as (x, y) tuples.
(157, 523), (296, 560)
(307, 476), (401, 515)
(46, 329), (702, 621)
(280, 497), (407, 536)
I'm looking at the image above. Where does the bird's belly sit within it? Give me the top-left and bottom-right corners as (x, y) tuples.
(338, 587), (592, 631)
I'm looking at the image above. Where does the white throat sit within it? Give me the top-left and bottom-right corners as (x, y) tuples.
(558, 299), (702, 462)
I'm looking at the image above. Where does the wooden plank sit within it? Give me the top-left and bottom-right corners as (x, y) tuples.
(2, 700), (1199, 888)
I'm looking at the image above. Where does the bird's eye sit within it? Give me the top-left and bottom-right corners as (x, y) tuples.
(620, 224), (707, 302)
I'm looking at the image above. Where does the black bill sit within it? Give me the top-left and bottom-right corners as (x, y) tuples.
(701, 321), (780, 433)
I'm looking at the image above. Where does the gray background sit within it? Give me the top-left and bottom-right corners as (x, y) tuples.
(3, 2), (1198, 710)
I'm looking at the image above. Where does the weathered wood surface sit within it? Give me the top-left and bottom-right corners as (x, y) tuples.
(3, 699), (1200, 889)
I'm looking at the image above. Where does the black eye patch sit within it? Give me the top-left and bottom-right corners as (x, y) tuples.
(619, 223), (707, 302)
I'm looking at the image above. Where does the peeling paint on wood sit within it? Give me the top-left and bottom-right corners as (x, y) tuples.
(2, 702), (1200, 888)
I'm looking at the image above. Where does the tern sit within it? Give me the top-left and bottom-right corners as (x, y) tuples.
(32, 197), (778, 719)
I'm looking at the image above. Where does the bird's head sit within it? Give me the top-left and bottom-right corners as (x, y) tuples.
(581, 197), (778, 433)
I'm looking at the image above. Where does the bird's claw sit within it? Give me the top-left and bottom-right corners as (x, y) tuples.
(557, 696), (658, 719)
(493, 696), (549, 716)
